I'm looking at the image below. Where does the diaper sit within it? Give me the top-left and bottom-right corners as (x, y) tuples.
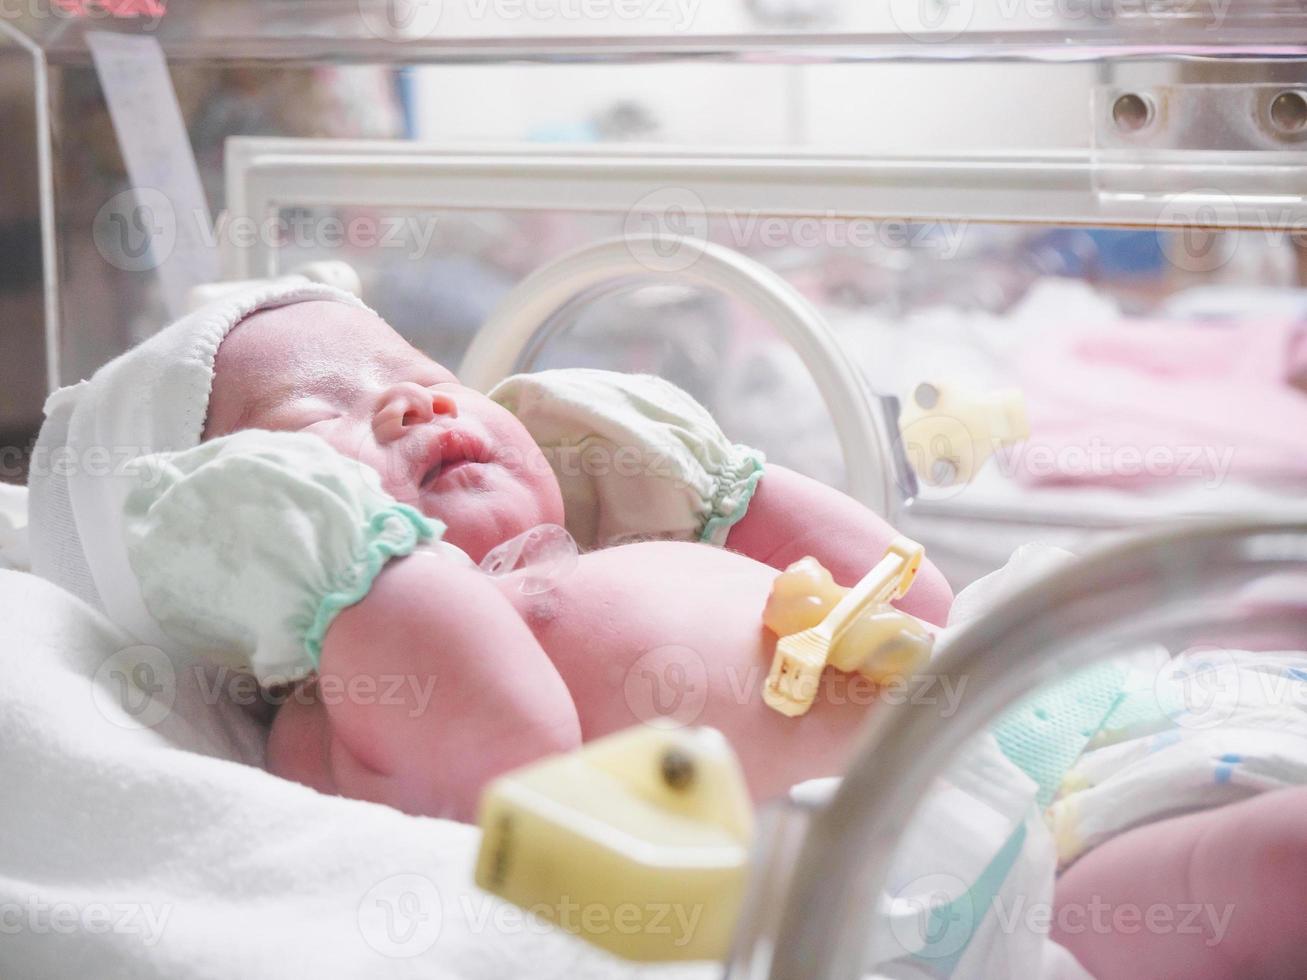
(865, 544), (1082, 979)
(1048, 647), (1307, 865)
(489, 369), (765, 550)
(122, 430), (444, 685)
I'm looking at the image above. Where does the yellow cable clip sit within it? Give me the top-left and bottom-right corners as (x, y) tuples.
(762, 537), (934, 718)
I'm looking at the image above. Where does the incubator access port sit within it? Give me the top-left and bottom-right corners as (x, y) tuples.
(897, 382), (1029, 489)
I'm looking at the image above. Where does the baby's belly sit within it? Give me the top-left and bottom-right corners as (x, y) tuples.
(508, 541), (774, 732)
(495, 541), (873, 802)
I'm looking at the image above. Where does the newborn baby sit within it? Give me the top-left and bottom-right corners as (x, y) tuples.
(148, 297), (1307, 979)
(123, 296), (952, 823)
(33, 280), (1307, 977)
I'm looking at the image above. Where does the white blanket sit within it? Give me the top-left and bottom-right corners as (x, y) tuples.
(0, 568), (709, 980)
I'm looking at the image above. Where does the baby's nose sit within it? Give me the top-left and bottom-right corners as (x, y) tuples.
(374, 383), (458, 442)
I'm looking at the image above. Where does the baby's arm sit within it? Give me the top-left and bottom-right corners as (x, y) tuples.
(1053, 786), (1307, 979)
(268, 551), (581, 823)
(726, 463), (953, 624)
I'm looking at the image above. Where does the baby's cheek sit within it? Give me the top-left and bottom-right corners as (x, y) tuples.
(489, 421), (564, 524)
(498, 470), (563, 535)
(311, 430), (416, 501)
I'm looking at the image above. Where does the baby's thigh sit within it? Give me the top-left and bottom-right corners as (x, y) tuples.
(1187, 787), (1307, 978)
(1054, 787), (1307, 980)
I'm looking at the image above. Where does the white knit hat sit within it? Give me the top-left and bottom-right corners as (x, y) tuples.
(27, 277), (369, 648)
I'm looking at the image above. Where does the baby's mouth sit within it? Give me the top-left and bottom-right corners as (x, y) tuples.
(419, 428), (490, 488)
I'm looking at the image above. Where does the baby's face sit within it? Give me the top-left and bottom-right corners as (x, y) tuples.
(205, 301), (565, 561)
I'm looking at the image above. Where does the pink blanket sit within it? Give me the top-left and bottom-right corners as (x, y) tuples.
(1010, 319), (1307, 491)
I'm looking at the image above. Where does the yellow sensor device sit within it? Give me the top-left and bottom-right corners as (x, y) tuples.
(476, 725), (754, 962)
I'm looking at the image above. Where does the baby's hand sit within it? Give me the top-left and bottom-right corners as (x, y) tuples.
(726, 464), (954, 626)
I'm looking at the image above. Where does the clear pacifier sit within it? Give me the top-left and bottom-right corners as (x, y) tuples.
(479, 523), (579, 595)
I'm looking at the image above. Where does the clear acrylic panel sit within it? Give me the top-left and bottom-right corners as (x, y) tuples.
(4, 0), (1307, 583)
(209, 183), (1307, 586)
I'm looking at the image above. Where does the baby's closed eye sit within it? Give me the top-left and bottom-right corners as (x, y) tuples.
(258, 399), (341, 433)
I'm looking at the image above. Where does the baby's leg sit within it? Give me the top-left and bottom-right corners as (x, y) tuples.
(1053, 787), (1307, 979)
(267, 552), (582, 822)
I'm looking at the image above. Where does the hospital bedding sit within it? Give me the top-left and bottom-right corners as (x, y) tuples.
(1, 482), (27, 571)
(0, 479), (1063, 977)
(0, 563), (712, 980)
(4, 519), (1305, 977)
(1, 530), (1094, 980)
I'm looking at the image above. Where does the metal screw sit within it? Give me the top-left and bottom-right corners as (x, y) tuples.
(660, 746), (696, 791)
(1112, 92), (1154, 134)
(1270, 90), (1307, 136)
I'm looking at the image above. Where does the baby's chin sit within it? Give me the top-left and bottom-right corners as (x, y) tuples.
(439, 523), (507, 565)
(416, 468), (561, 563)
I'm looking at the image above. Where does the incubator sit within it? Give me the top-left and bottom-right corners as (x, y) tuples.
(8, 0), (1307, 584)
(4, 2), (1307, 978)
